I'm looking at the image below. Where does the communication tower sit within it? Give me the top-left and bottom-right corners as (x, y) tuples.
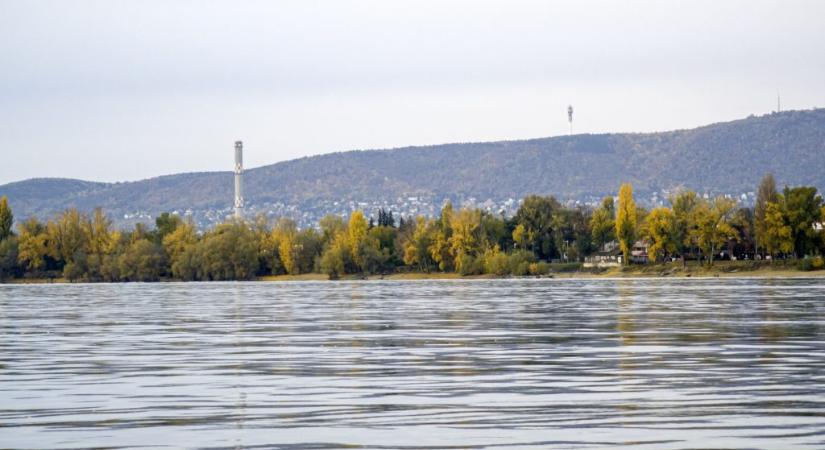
(567, 105), (574, 135)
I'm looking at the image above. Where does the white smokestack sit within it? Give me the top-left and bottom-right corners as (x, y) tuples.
(234, 140), (244, 219)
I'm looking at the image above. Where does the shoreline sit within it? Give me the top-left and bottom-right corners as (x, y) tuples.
(5, 262), (825, 284)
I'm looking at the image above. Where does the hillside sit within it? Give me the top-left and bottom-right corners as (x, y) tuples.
(2, 109), (824, 228)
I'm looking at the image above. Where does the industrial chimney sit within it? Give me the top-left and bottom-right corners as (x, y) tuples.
(234, 140), (244, 219)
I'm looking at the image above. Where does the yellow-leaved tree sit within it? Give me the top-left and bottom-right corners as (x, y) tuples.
(645, 207), (676, 263)
(615, 184), (637, 265)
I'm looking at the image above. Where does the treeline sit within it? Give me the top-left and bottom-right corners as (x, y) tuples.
(0, 174), (823, 282)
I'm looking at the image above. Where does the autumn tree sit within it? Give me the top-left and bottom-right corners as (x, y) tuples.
(429, 202), (454, 271)
(644, 207), (676, 262)
(689, 197), (737, 266)
(16, 218), (49, 273)
(762, 201), (793, 260)
(615, 184), (637, 265)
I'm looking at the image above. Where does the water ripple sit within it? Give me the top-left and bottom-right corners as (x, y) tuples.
(1, 278), (824, 449)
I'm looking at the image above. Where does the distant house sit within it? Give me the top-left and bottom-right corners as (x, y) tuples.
(584, 241), (621, 267)
(630, 240), (650, 264)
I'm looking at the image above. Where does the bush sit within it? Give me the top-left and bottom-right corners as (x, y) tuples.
(528, 261), (551, 275)
(458, 253), (484, 276)
(482, 249), (509, 276)
(798, 256), (825, 271)
(507, 250), (536, 276)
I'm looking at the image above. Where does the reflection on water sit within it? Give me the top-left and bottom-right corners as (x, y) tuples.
(1, 278), (825, 449)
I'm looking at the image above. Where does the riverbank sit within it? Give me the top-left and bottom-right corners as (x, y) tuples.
(4, 261), (824, 284)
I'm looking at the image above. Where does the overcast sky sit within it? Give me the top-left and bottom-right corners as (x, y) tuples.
(2, 0), (824, 185)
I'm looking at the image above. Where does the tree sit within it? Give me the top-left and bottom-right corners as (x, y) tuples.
(196, 222), (259, 280)
(429, 202), (454, 271)
(645, 207), (676, 262)
(47, 209), (89, 269)
(689, 197), (737, 266)
(119, 239), (165, 281)
(0, 236), (18, 280)
(782, 186), (823, 257)
(320, 234), (349, 279)
(403, 217), (435, 272)
(154, 212), (182, 243)
(162, 219), (198, 279)
(0, 196), (13, 241)
(590, 196), (615, 250)
(763, 201), (793, 260)
(273, 218), (299, 275)
(347, 211), (370, 271)
(512, 223), (530, 249)
(615, 184), (637, 265)
(449, 208), (482, 272)
(513, 195), (560, 260)
(16, 218), (48, 273)
(754, 173), (778, 256)
(670, 190), (699, 265)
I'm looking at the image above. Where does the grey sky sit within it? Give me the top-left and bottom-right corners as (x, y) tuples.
(2, 0), (824, 185)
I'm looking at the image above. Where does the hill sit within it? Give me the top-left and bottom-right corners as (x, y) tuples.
(2, 109), (824, 228)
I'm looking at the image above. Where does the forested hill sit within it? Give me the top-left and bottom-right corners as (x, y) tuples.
(2, 108), (825, 227)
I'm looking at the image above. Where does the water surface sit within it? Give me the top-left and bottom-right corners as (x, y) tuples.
(1, 278), (824, 449)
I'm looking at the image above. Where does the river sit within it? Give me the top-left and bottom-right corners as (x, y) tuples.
(1, 278), (824, 449)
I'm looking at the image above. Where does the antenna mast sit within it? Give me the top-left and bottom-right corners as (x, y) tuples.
(567, 104), (574, 136)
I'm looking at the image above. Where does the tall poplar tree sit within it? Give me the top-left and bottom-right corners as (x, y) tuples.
(615, 184), (637, 265)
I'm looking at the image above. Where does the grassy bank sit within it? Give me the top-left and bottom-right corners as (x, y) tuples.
(4, 260), (824, 284)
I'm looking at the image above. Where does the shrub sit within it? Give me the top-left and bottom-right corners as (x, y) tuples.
(507, 250), (536, 276)
(482, 248), (509, 276)
(528, 261), (551, 275)
(798, 256), (825, 271)
(458, 253), (484, 276)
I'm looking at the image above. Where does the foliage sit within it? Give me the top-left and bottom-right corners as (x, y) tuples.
(1, 176), (824, 282)
(688, 197), (737, 266)
(644, 207), (676, 262)
(615, 184), (637, 265)
(590, 196), (615, 250)
(0, 196), (13, 241)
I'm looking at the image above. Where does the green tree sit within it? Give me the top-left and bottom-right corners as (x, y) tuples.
(196, 222), (259, 280)
(590, 196), (615, 250)
(782, 186), (823, 257)
(670, 190), (699, 265)
(154, 212), (182, 243)
(514, 195), (560, 259)
(119, 239), (165, 281)
(615, 184), (637, 265)
(754, 173), (778, 256)
(0, 236), (19, 280)
(320, 234), (349, 279)
(0, 196), (13, 241)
